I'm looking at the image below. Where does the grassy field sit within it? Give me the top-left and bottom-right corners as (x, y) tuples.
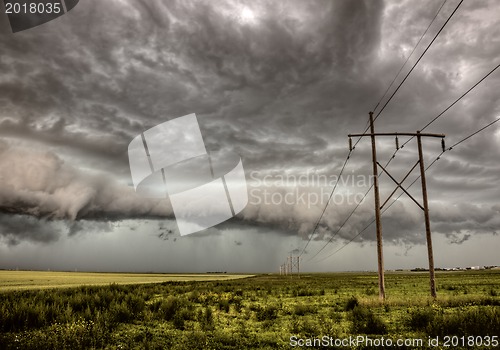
(0, 270), (499, 349)
(0, 271), (253, 291)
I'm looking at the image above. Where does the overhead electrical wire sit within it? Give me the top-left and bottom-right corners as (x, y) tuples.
(373, 0), (464, 122)
(398, 62), (500, 151)
(375, 60), (500, 189)
(305, 185), (373, 262)
(298, 152), (352, 257)
(372, 0), (448, 114)
(350, 0), (459, 153)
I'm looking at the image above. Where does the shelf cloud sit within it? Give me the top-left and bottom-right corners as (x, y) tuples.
(0, 0), (499, 270)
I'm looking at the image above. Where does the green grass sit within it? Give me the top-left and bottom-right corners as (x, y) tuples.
(0, 270), (499, 349)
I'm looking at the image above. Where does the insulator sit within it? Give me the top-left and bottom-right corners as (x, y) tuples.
(395, 136), (399, 150)
(441, 138), (446, 152)
(349, 137), (353, 151)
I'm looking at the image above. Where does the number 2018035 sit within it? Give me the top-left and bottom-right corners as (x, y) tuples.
(5, 2), (62, 14)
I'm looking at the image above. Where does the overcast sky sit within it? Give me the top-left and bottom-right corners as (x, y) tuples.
(0, 0), (499, 273)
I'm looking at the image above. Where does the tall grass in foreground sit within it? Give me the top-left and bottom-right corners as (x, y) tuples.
(0, 271), (499, 349)
(407, 305), (499, 336)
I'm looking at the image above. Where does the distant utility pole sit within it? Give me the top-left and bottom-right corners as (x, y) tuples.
(297, 256), (300, 278)
(348, 112), (444, 299)
(282, 262), (288, 276)
(291, 256), (300, 278)
(281, 256), (300, 278)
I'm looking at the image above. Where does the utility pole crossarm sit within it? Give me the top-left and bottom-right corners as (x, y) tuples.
(349, 132), (445, 138)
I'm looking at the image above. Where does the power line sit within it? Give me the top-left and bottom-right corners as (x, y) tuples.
(379, 60), (500, 179)
(373, 0), (464, 122)
(314, 170), (421, 263)
(351, 0), (458, 152)
(314, 218), (375, 262)
(421, 64), (500, 131)
(306, 184), (373, 262)
(298, 151), (352, 257)
(448, 115), (500, 149)
(399, 62), (500, 150)
(372, 0), (448, 114)
(314, 115), (500, 262)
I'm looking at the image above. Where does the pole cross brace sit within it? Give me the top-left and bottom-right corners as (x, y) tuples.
(377, 160), (424, 211)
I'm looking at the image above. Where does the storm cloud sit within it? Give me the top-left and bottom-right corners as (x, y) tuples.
(0, 0), (499, 271)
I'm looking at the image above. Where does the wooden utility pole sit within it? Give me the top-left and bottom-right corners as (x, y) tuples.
(288, 256), (292, 276)
(417, 131), (437, 298)
(291, 256), (300, 278)
(349, 114), (444, 299)
(297, 256), (300, 278)
(369, 112), (386, 300)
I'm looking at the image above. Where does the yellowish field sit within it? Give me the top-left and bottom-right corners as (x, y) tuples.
(0, 270), (254, 291)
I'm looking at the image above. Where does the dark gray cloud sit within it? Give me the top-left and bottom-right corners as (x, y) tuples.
(0, 213), (61, 245)
(0, 141), (172, 220)
(0, 0), (499, 271)
(68, 220), (114, 237)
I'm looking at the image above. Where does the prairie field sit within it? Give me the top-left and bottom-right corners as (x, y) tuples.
(0, 271), (252, 291)
(0, 270), (498, 349)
